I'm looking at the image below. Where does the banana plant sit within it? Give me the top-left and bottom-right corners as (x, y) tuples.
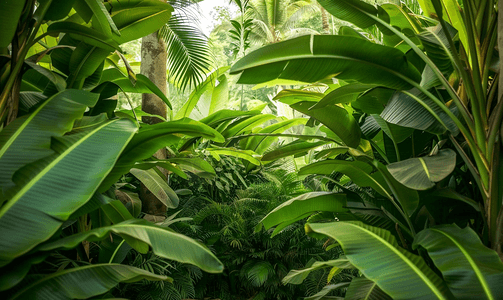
(0, 1), (225, 298)
(232, 0), (503, 298)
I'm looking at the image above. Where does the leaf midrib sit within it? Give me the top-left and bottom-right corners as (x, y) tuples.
(431, 228), (493, 300)
(339, 222), (447, 300)
(0, 120), (120, 218)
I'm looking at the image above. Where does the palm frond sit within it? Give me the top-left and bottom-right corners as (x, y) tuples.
(159, 14), (213, 90)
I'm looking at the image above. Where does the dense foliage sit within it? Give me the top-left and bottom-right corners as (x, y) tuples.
(1, 0), (503, 299)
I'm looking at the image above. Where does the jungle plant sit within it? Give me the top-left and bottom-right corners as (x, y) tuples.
(0, 1), (225, 298)
(170, 165), (341, 300)
(230, 0), (503, 298)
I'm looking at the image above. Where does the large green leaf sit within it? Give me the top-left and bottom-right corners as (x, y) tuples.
(273, 89), (324, 105)
(0, 119), (137, 266)
(130, 168), (179, 209)
(67, 43), (110, 86)
(373, 115), (414, 144)
(45, 22), (120, 51)
(290, 101), (361, 148)
(84, 0), (120, 36)
(105, 0), (174, 44)
(175, 67), (229, 119)
(230, 35), (421, 90)
(100, 69), (172, 109)
(208, 75), (228, 115)
(99, 118), (224, 191)
(221, 114), (276, 138)
(307, 221), (454, 300)
(304, 282), (350, 300)
(413, 225), (503, 300)
(38, 219), (224, 273)
(199, 109), (262, 128)
(282, 257), (353, 285)
(262, 140), (328, 161)
(0, 0), (27, 48)
(166, 158), (216, 179)
(345, 277), (392, 300)
(8, 264), (169, 300)
(259, 192), (348, 232)
(311, 83), (377, 110)
(387, 149), (456, 190)
(0, 90), (99, 193)
(207, 147), (261, 166)
(380, 88), (459, 135)
(375, 162), (419, 217)
(299, 160), (392, 199)
(317, 0), (379, 29)
(242, 118), (307, 155)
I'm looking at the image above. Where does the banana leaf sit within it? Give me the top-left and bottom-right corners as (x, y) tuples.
(230, 35), (421, 90)
(0, 89), (98, 193)
(38, 219), (224, 273)
(413, 225), (503, 300)
(307, 221), (454, 300)
(0, 118), (137, 266)
(8, 264), (169, 300)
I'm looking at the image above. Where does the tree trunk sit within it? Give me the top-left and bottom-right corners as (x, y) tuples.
(319, 3), (330, 34)
(140, 30), (168, 216)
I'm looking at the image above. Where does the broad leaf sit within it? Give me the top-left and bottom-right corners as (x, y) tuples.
(221, 114), (276, 138)
(199, 109), (262, 128)
(317, 0), (379, 29)
(38, 219), (224, 273)
(101, 200), (134, 224)
(299, 160), (392, 199)
(345, 277), (392, 300)
(0, 119), (137, 266)
(0, 90), (98, 192)
(242, 118), (307, 155)
(100, 70), (172, 109)
(307, 221), (454, 300)
(259, 192), (348, 232)
(130, 168), (179, 209)
(0, 0), (26, 47)
(230, 35), (421, 90)
(380, 88), (459, 135)
(175, 67), (229, 119)
(376, 162), (419, 217)
(413, 225), (503, 300)
(373, 115), (414, 144)
(166, 158), (216, 179)
(387, 149), (456, 190)
(8, 264), (169, 300)
(207, 148), (261, 166)
(304, 282), (351, 300)
(311, 83), (377, 110)
(105, 0), (174, 44)
(262, 140), (328, 161)
(45, 22), (120, 51)
(282, 258), (353, 285)
(99, 118), (224, 191)
(290, 101), (361, 148)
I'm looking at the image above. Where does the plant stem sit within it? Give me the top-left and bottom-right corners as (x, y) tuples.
(109, 239), (126, 264)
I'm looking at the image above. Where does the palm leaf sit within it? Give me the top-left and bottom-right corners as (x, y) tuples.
(307, 221), (454, 300)
(159, 14), (213, 90)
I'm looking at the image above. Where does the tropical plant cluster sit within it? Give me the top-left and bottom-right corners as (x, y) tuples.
(1, 0), (503, 299)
